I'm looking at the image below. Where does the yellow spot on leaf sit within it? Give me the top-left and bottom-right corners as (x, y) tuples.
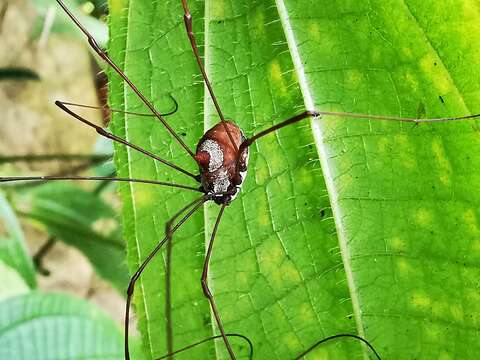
(396, 258), (413, 276)
(431, 138), (451, 170)
(438, 174), (449, 186)
(402, 46), (413, 60)
(258, 133), (283, 173)
(269, 59), (288, 97)
(344, 69), (362, 89)
(281, 260), (302, 287)
(132, 187), (154, 208)
(438, 351), (453, 360)
(411, 292), (431, 308)
(109, 0), (125, 15)
(376, 136), (390, 153)
(252, 192), (271, 228)
(404, 70), (419, 92)
(431, 137), (452, 185)
(394, 133), (409, 146)
(415, 208), (433, 226)
(389, 236), (407, 252)
(210, 0), (225, 20)
(463, 209), (480, 236)
(297, 303), (316, 324)
(450, 304), (464, 322)
(251, 9), (266, 38)
(296, 167), (314, 187)
(403, 157), (417, 171)
(419, 53), (451, 94)
(257, 238), (301, 291)
(270, 60), (282, 82)
(282, 333), (302, 352)
(462, 1), (480, 21)
(308, 22), (321, 42)
(254, 156), (269, 184)
(472, 240), (480, 253)
(393, 134), (417, 170)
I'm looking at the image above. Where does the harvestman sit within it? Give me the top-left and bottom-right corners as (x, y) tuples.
(2, 0), (479, 359)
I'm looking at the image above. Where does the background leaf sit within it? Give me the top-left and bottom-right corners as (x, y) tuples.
(0, 292), (124, 359)
(0, 193), (36, 289)
(109, 0), (480, 359)
(0, 261), (30, 301)
(31, 0), (108, 46)
(14, 183), (128, 292)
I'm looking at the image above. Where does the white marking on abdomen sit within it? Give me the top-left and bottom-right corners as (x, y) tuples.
(199, 139), (223, 172)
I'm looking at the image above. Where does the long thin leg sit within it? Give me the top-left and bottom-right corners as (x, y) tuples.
(200, 204), (237, 359)
(55, 101), (199, 181)
(0, 175), (201, 192)
(55, 0), (196, 159)
(156, 333), (253, 360)
(294, 333), (381, 360)
(0, 154), (110, 164)
(180, 0), (238, 152)
(59, 93), (179, 117)
(163, 197), (205, 358)
(241, 110), (480, 149)
(124, 195), (209, 360)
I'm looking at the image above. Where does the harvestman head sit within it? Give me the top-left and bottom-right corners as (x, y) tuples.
(2, 0), (480, 359)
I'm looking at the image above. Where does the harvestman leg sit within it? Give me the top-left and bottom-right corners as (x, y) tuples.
(59, 94), (179, 118)
(55, 0), (196, 160)
(156, 334), (253, 360)
(124, 195), (210, 360)
(0, 176), (201, 191)
(180, 0), (238, 151)
(199, 204), (239, 359)
(55, 101), (198, 181)
(294, 334), (382, 360)
(241, 109), (480, 151)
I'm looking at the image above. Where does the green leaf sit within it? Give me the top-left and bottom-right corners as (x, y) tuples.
(0, 193), (36, 289)
(31, 0), (108, 46)
(0, 292), (124, 359)
(109, 0), (480, 359)
(0, 261), (30, 301)
(14, 183), (128, 292)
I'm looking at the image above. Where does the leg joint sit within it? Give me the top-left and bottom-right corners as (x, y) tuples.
(201, 278), (211, 298)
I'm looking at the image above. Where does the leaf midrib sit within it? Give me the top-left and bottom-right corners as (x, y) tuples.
(274, 0), (367, 357)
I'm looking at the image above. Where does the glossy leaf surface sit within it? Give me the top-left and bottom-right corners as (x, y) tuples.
(0, 292), (124, 359)
(109, 0), (480, 359)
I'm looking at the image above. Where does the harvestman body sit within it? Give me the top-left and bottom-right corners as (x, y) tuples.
(2, 0), (479, 359)
(196, 122), (249, 204)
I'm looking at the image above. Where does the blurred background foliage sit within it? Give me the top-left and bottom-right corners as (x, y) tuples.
(0, 0), (137, 358)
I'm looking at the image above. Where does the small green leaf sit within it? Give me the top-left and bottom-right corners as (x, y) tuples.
(14, 183), (128, 292)
(0, 261), (30, 301)
(0, 292), (124, 359)
(32, 0), (108, 46)
(0, 193), (36, 289)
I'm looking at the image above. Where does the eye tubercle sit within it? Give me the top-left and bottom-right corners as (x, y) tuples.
(195, 151), (210, 169)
